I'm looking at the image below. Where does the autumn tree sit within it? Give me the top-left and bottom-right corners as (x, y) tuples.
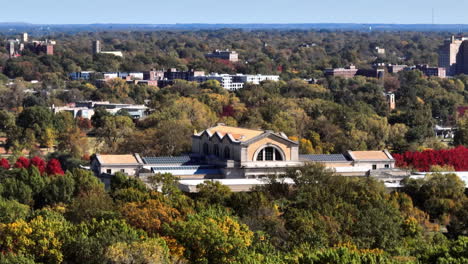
(170, 208), (253, 264)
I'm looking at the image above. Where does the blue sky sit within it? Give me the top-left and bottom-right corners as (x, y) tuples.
(3, 0), (468, 24)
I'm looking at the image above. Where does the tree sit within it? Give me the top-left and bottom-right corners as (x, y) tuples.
(454, 116), (468, 146)
(196, 181), (232, 205)
(14, 157), (30, 169)
(120, 199), (181, 236)
(0, 214), (68, 264)
(66, 187), (116, 223)
(295, 243), (394, 264)
(105, 238), (171, 264)
(30, 156), (46, 174)
(0, 158), (10, 169)
(95, 116), (135, 153)
(38, 172), (75, 206)
(91, 107), (112, 128)
(403, 173), (466, 224)
(46, 159), (64, 175)
(273, 164), (404, 250)
(63, 219), (144, 264)
(57, 126), (89, 158)
(170, 208), (253, 264)
(0, 253), (37, 264)
(0, 198), (30, 223)
(17, 106), (54, 141)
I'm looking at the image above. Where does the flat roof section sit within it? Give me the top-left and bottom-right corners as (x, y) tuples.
(300, 154), (349, 162)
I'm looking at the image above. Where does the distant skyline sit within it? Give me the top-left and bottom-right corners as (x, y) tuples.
(4, 0), (468, 25)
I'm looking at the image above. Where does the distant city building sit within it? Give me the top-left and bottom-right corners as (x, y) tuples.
(325, 65), (384, 79)
(358, 68), (385, 79)
(384, 92), (396, 111)
(5, 33), (56, 58)
(438, 35), (468, 76)
(205, 49), (239, 62)
(30, 40), (55, 55)
(387, 64), (407, 74)
(93, 40), (101, 54)
(434, 125), (455, 139)
(192, 73), (280, 91)
(375, 46), (385, 55)
(52, 101), (149, 119)
(163, 68), (205, 81)
(8, 40), (17, 58)
(92, 40), (123, 57)
(385, 64), (445, 78)
(143, 69), (164, 81)
(324, 65), (359, 79)
(414, 65), (446, 78)
(69, 71), (95, 81)
(69, 68), (278, 90)
(299, 43), (317, 48)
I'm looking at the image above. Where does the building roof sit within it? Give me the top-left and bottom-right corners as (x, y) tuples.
(300, 154), (349, 162)
(150, 165), (221, 177)
(204, 124), (264, 142)
(348, 150), (393, 161)
(197, 124), (297, 146)
(143, 156), (192, 164)
(97, 154), (139, 165)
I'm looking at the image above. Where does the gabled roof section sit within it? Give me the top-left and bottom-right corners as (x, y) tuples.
(241, 131), (299, 146)
(207, 124), (264, 142)
(193, 124), (298, 146)
(194, 124), (264, 143)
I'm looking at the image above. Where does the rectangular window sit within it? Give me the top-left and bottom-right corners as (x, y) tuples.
(106, 169), (112, 174)
(265, 148), (274, 161)
(372, 165), (377, 170)
(384, 164), (390, 168)
(120, 169), (125, 173)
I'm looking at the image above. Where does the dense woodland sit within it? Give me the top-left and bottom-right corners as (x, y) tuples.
(0, 30), (467, 263)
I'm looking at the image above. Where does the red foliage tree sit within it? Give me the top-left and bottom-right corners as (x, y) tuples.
(0, 158), (10, 169)
(14, 157), (30, 169)
(394, 146), (468, 171)
(46, 158), (64, 175)
(221, 105), (236, 117)
(77, 117), (93, 130)
(30, 156), (46, 173)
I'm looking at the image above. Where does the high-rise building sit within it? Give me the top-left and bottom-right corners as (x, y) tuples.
(8, 41), (15, 58)
(205, 49), (239, 62)
(22, 33), (28, 42)
(455, 41), (468, 75)
(93, 40), (101, 54)
(438, 36), (468, 75)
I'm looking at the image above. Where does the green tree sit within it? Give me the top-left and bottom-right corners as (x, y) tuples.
(96, 115), (135, 153)
(170, 208), (253, 264)
(105, 238), (171, 264)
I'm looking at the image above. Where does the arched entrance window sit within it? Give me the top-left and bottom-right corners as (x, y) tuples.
(224, 147), (230, 159)
(256, 146), (284, 161)
(203, 143), (209, 155)
(213, 144), (220, 157)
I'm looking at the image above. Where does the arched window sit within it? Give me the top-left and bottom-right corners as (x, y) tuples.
(224, 147), (230, 159)
(203, 143), (209, 155)
(213, 144), (219, 157)
(256, 146), (284, 161)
